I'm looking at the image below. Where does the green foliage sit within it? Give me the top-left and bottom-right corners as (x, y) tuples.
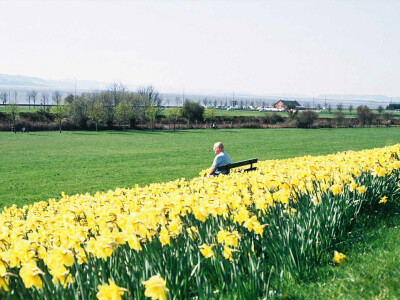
(69, 96), (89, 128)
(182, 100), (204, 123)
(335, 110), (345, 127)
(145, 105), (157, 131)
(114, 101), (133, 130)
(203, 108), (216, 123)
(87, 101), (106, 131)
(296, 110), (318, 128)
(5, 102), (19, 122)
(357, 105), (375, 127)
(165, 107), (182, 131)
(288, 108), (298, 120)
(263, 113), (284, 125)
(386, 103), (400, 110)
(50, 103), (70, 133)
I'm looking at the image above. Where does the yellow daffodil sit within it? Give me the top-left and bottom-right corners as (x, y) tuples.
(97, 278), (127, 300)
(142, 274), (169, 300)
(379, 196), (388, 204)
(0, 264), (9, 291)
(19, 260), (44, 289)
(199, 244), (214, 259)
(332, 251), (346, 264)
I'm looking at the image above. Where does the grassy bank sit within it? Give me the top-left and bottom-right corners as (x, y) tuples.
(287, 203), (400, 299)
(1, 127), (400, 208)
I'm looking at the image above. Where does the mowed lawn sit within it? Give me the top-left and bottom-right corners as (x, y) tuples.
(1, 127), (400, 208)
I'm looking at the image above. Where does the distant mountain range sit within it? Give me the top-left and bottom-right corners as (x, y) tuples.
(0, 74), (109, 91)
(0, 73), (399, 107)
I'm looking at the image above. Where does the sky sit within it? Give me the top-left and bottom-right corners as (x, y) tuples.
(1, 0), (400, 97)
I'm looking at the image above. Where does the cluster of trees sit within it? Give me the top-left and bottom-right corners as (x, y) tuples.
(287, 104), (396, 128)
(53, 85), (163, 131)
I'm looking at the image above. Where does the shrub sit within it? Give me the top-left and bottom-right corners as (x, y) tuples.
(296, 110), (319, 128)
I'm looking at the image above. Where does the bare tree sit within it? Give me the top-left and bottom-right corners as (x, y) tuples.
(348, 104), (354, 114)
(26, 91), (31, 109)
(13, 90), (18, 102)
(109, 81), (126, 107)
(137, 86), (162, 108)
(30, 90), (38, 107)
(52, 91), (63, 105)
(41, 92), (50, 110)
(0, 91), (8, 105)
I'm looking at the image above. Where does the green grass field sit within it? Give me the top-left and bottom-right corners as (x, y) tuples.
(1, 127), (400, 208)
(0, 107), (39, 113)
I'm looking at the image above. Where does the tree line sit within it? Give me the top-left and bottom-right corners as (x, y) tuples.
(1, 86), (399, 131)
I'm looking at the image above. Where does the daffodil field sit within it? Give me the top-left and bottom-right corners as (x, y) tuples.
(1, 144), (400, 299)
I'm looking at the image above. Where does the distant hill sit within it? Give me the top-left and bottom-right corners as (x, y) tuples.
(0, 74), (109, 91)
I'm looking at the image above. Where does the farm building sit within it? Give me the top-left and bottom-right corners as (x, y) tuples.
(273, 100), (301, 110)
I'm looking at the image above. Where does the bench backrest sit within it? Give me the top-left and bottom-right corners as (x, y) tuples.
(217, 158), (258, 175)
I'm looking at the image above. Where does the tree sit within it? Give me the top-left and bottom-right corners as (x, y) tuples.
(40, 92), (49, 111)
(69, 96), (89, 128)
(386, 103), (400, 110)
(30, 90), (38, 107)
(64, 94), (75, 104)
(6, 102), (19, 133)
(376, 105), (384, 126)
(356, 105), (374, 127)
(87, 101), (106, 131)
(335, 104), (345, 127)
(115, 101), (133, 130)
(52, 91), (63, 105)
(13, 90), (17, 102)
(203, 108), (217, 128)
(145, 105), (157, 131)
(165, 106), (181, 132)
(137, 86), (162, 108)
(26, 91), (31, 109)
(296, 110), (318, 128)
(182, 100), (204, 124)
(287, 105), (298, 120)
(50, 102), (70, 133)
(382, 112), (393, 126)
(0, 91), (8, 105)
(348, 104), (354, 114)
(327, 104), (332, 114)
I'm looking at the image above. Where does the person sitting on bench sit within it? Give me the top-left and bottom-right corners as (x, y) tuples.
(207, 142), (231, 177)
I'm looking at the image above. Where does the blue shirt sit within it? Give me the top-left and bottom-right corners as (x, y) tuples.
(212, 151), (231, 174)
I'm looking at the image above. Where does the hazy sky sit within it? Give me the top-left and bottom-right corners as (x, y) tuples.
(1, 0), (399, 96)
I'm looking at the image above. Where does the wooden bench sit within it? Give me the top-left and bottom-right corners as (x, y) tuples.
(216, 158), (258, 175)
